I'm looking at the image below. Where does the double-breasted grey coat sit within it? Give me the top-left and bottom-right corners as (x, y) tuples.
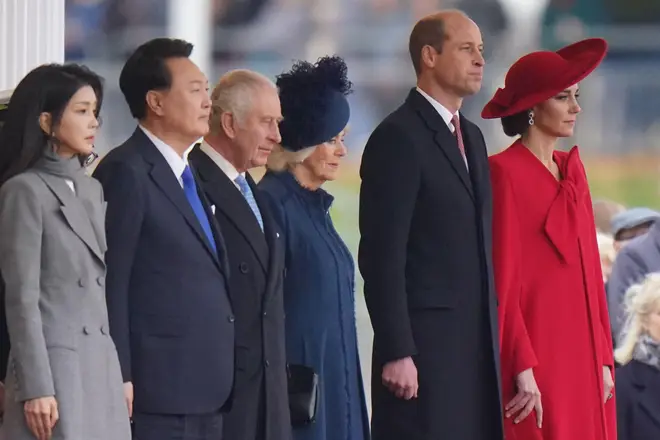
(0, 155), (130, 440)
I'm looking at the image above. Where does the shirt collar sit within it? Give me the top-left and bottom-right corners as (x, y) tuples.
(139, 125), (190, 182)
(199, 140), (244, 183)
(416, 86), (458, 131)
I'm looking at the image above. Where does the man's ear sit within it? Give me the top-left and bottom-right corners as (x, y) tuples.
(220, 112), (238, 139)
(39, 112), (52, 135)
(146, 90), (167, 116)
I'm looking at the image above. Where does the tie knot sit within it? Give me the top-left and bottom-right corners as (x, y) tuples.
(234, 174), (249, 192)
(181, 165), (194, 185)
(451, 114), (460, 130)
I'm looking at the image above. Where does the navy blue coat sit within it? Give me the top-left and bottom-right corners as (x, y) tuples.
(616, 359), (660, 440)
(258, 170), (370, 440)
(93, 128), (234, 415)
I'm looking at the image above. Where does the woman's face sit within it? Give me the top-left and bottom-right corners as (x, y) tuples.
(51, 85), (100, 157)
(303, 128), (348, 183)
(531, 83), (581, 138)
(644, 303), (660, 342)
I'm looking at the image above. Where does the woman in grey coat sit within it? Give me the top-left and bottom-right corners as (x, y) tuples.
(0, 64), (130, 440)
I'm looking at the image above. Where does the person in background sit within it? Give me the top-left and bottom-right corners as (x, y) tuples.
(593, 198), (626, 235)
(611, 207), (660, 253)
(0, 63), (130, 440)
(614, 272), (660, 440)
(358, 10), (503, 440)
(187, 69), (291, 440)
(259, 55), (370, 440)
(92, 38), (233, 440)
(483, 38), (615, 440)
(608, 210), (660, 347)
(597, 231), (617, 283)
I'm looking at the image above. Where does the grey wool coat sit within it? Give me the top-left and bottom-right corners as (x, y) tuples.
(0, 155), (130, 440)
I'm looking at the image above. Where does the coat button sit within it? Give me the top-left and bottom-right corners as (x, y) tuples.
(264, 360), (270, 368)
(263, 311), (267, 317)
(83, 326), (90, 335)
(227, 315), (235, 323)
(100, 325), (107, 335)
(78, 278), (85, 287)
(96, 276), (105, 286)
(239, 263), (248, 274)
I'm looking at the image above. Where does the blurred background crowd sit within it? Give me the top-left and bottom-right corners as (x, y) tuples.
(61, 0), (660, 412)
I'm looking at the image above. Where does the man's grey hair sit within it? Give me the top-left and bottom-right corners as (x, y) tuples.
(209, 69), (276, 134)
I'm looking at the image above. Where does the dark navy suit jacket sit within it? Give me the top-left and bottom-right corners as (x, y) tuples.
(93, 128), (234, 415)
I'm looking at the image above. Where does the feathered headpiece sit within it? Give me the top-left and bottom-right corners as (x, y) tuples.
(276, 55), (352, 151)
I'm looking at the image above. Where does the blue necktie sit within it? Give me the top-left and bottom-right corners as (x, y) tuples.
(235, 174), (264, 232)
(181, 165), (217, 254)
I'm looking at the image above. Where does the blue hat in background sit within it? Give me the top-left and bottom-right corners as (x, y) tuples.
(610, 207), (660, 238)
(276, 55), (352, 152)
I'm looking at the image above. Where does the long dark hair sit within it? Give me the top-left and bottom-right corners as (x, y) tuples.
(0, 63), (104, 187)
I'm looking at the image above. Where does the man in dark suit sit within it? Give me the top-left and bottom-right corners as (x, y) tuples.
(93, 38), (234, 440)
(188, 69), (291, 440)
(358, 10), (503, 440)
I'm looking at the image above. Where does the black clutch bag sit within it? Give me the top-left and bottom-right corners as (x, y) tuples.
(287, 363), (319, 426)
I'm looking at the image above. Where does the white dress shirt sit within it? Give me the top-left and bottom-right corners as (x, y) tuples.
(199, 140), (245, 191)
(140, 125), (190, 187)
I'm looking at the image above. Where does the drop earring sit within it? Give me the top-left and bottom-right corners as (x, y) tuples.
(528, 111), (535, 126)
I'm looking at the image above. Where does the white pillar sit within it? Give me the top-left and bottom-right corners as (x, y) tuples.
(168, 0), (213, 78)
(0, 0), (65, 92)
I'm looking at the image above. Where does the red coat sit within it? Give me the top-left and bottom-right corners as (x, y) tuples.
(489, 141), (616, 440)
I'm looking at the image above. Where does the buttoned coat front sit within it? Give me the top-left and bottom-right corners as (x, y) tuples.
(0, 166), (130, 440)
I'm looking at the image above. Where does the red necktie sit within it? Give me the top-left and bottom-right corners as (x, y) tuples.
(451, 114), (466, 157)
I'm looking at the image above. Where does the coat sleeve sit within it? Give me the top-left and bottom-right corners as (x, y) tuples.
(358, 123), (420, 363)
(0, 177), (55, 401)
(584, 191), (615, 367)
(92, 159), (145, 382)
(490, 163), (538, 379)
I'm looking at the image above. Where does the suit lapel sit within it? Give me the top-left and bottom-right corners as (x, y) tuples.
(462, 117), (489, 208)
(191, 147), (269, 272)
(37, 173), (105, 266)
(133, 131), (223, 272)
(259, 190), (284, 306)
(408, 89), (474, 201)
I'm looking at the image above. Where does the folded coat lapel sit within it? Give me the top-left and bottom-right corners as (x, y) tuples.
(408, 90), (475, 201)
(38, 174), (105, 265)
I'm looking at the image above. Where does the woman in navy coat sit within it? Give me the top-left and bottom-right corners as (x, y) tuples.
(614, 272), (660, 440)
(258, 56), (370, 440)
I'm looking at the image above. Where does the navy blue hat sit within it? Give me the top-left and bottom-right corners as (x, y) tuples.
(276, 56), (352, 152)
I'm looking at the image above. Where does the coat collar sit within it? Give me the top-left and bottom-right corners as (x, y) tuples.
(130, 128), (227, 274)
(35, 171), (106, 266)
(406, 88), (475, 201)
(269, 170), (334, 212)
(190, 145), (270, 272)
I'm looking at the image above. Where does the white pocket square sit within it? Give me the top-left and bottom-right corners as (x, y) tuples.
(211, 205), (216, 214)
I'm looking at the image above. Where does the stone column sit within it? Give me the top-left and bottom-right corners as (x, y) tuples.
(0, 0), (65, 92)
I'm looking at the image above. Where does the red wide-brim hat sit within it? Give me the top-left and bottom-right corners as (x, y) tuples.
(481, 38), (608, 119)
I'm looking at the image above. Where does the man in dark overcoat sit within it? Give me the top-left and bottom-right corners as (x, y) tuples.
(188, 69), (292, 440)
(358, 10), (504, 440)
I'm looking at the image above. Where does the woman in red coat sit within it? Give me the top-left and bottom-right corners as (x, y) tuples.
(482, 38), (616, 440)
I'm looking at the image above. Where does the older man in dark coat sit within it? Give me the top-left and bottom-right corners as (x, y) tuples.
(358, 10), (503, 440)
(188, 69), (291, 440)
